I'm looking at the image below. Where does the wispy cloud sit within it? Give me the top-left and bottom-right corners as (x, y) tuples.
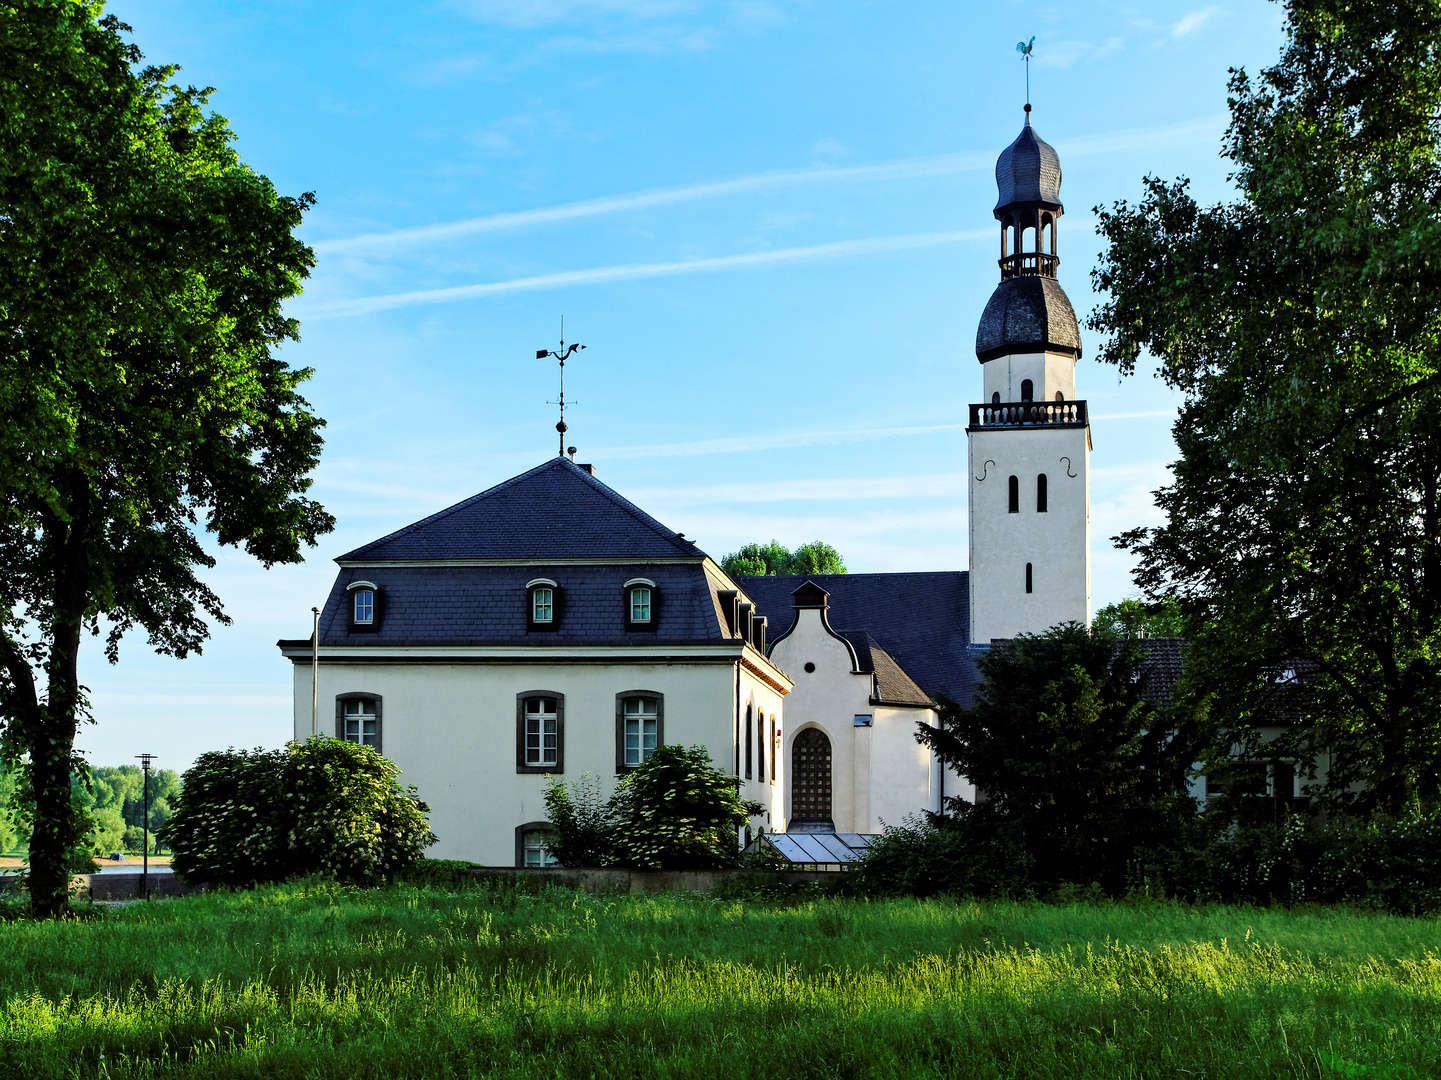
(314, 113), (1224, 257)
(302, 228), (992, 318)
(313, 154), (992, 256)
(1172, 6), (1219, 38)
(452, 0), (701, 28)
(629, 472), (968, 505)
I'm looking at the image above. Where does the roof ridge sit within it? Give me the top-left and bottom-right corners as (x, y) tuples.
(563, 460), (698, 554)
(337, 457), (700, 562)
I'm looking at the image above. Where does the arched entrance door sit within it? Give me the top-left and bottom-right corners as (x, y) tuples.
(791, 727), (833, 830)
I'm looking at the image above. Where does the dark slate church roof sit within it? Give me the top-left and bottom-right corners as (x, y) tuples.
(340, 457), (702, 562)
(739, 572), (979, 707)
(994, 112), (1063, 214)
(975, 276), (1081, 362)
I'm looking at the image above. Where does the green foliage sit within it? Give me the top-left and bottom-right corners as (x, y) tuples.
(542, 773), (614, 867)
(1089, 1), (1441, 814)
(610, 744), (760, 870)
(720, 540), (847, 578)
(542, 749), (756, 869)
(0, 763), (18, 853)
(1092, 598), (1187, 639)
(3, 884), (1441, 1077)
(160, 739), (435, 888)
(918, 622), (1204, 891)
(398, 858), (475, 889)
(0, 1), (332, 917)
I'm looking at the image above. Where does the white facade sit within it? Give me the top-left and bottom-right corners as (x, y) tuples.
(285, 640), (788, 865)
(968, 349), (1091, 644)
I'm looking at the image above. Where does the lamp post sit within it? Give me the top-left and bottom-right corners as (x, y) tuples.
(311, 606), (320, 738)
(135, 753), (154, 900)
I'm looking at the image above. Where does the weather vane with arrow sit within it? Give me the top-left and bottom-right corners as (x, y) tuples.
(536, 318), (584, 458)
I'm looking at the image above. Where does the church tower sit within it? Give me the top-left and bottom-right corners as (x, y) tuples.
(967, 105), (1091, 644)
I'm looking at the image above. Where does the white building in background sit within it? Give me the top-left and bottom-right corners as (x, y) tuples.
(279, 106), (1114, 863)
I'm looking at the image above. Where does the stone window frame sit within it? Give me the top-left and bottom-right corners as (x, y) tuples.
(615, 690), (664, 772)
(623, 577), (659, 632)
(516, 691), (565, 774)
(346, 580), (382, 633)
(335, 692), (382, 754)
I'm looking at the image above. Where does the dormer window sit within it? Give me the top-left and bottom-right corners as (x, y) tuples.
(526, 579), (561, 632)
(346, 580), (381, 633)
(623, 577), (658, 632)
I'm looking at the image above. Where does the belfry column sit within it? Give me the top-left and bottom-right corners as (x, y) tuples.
(967, 105), (1091, 644)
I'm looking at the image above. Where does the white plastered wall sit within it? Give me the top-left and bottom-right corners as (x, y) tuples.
(292, 658), (750, 865)
(968, 422), (1090, 643)
(737, 665), (788, 831)
(769, 608), (956, 832)
(980, 350), (1077, 403)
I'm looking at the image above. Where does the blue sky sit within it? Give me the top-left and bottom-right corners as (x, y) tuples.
(79, 0), (1287, 770)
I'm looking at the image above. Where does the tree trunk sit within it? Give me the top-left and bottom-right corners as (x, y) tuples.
(27, 506), (89, 919)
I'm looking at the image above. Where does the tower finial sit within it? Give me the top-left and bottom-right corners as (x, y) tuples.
(1016, 36), (1035, 109)
(535, 317), (585, 458)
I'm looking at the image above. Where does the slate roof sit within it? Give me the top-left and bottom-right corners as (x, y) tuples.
(316, 563), (729, 647)
(975, 275), (1082, 362)
(739, 572), (979, 707)
(841, 631), (934, 707)
(339, 457), (703, 562)
(994, 113), (1063, 214)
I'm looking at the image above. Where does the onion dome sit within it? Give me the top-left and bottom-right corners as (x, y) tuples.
(994, 106), (1062, 216)
(975, 106), (1079, 362)
(976, 277), (1081, 362)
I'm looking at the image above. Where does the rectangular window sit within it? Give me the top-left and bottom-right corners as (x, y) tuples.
(630, 586), (651, 623)
(523, 832), (558, 867)
(524, 698), (559, 767)
(353, 590), (374, 624)
(623, 697), (659, 766)
(342, 699), (378, 747)
(532, 587), (553, 623)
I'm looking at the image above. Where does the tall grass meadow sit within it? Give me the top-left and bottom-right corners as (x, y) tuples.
(2, 881), (1440, 1077)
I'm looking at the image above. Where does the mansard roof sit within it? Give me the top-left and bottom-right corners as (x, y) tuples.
(312, 562), (732, 647)
(740, 571), (979, 707)
(339, 457), (703, 562)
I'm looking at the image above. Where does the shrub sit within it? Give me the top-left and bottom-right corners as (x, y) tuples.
(543, 773), (614, 867)
(161, 739), (435, 888)
(401, 858), (475, 889)
(610, 745), (760, 870)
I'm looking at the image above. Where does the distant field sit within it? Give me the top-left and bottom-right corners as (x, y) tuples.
(2, 883), (1439, 1078)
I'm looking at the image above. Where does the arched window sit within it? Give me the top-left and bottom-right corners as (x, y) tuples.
(745, 703), (753, 779)
(992, 391), (1001, 404)
(769, 714), (777, 784)
(347, 580), (382, 633)
(1008, 475), (1019, 513)
(616, 692), (663, 770)
(1026, 562), (1033, 594)
(1037, 474), (1048, 513)
(336, 693), (381, 752)
(516, 692), (564, 773)
(527, 578), (561, 632)
(791, 728), (833, 827)
(1054, 390), (1064, 401)
(623, 577), (658, 632)
(1021, 379), (1034, 402)
(514, 822), (558, 868)
(757, 708), (767, 783)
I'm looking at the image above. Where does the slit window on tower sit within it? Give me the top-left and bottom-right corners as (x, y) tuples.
(1037, 474), (1048, 513)
(1021, 379), (1034, 402)
(1026, 563), (1033, 593)
(1008, 475), (1019, 513)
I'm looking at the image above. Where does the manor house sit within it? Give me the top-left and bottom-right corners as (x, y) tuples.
(278, 105), (1096, 865)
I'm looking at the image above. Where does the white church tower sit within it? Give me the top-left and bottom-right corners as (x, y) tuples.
(968, 105), (1091, 644)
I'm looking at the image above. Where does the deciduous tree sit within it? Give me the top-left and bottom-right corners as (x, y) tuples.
(0, 2), (332, 916)
(1089, 0), (1441, 813)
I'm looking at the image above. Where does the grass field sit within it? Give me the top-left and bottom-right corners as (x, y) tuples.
(2, 882), (1440, 1078)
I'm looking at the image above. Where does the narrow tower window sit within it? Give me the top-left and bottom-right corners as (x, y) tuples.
(1008, 476), (1019, 513)
(1026, 563), (1033, 593)
(1037, 474), (1048, 513)
(1021, 379), (1034, 402)
(992, 391), (1001, 404)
